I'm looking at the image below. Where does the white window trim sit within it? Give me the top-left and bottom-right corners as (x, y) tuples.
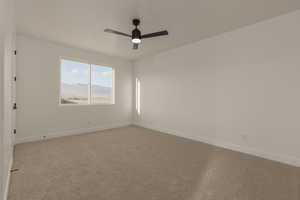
(58, 56), (115, 106)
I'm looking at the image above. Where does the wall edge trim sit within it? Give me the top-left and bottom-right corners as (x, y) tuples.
(15, 121), (132, 144)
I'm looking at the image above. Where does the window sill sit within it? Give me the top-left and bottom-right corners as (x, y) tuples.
(59, 103), (115, 106)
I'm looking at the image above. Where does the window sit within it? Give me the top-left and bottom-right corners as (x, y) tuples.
(136, 78), (141, 115)
(60, 59), (114, 105)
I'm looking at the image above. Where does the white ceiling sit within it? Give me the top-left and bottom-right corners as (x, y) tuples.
(16, 0), (300, 60)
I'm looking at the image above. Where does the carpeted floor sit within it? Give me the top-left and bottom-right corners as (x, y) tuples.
(8, 126), (300, 200)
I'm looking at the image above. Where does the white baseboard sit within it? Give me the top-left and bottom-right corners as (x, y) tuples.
(134, 121), (300, 168)
(15, 121), (132, 144)
(14, 120), (300, 167)
(4, 155), (13, 200)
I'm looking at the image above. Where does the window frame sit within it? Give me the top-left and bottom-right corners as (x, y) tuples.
(59, 57), (115, 106)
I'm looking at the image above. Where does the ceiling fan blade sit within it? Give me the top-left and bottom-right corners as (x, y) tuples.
(133, 43), (138, 50)
(104, 29), (131, 37)
(141, 30), (168, 39)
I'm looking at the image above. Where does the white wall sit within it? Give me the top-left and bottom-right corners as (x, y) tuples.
(0, 0), (16, 199)
(16, 35), (133, 143)
(134, 10), (300, 167)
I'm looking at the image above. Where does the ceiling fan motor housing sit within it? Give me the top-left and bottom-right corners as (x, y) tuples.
(132, 28), (141, 40)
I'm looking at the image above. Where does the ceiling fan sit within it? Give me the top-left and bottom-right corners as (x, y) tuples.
(104, 19), (168, 50)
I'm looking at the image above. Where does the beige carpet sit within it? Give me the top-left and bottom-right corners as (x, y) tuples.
(8, 126), (300, 200)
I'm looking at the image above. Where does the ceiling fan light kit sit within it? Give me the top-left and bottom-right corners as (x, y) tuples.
(104, 19), (168, 50)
